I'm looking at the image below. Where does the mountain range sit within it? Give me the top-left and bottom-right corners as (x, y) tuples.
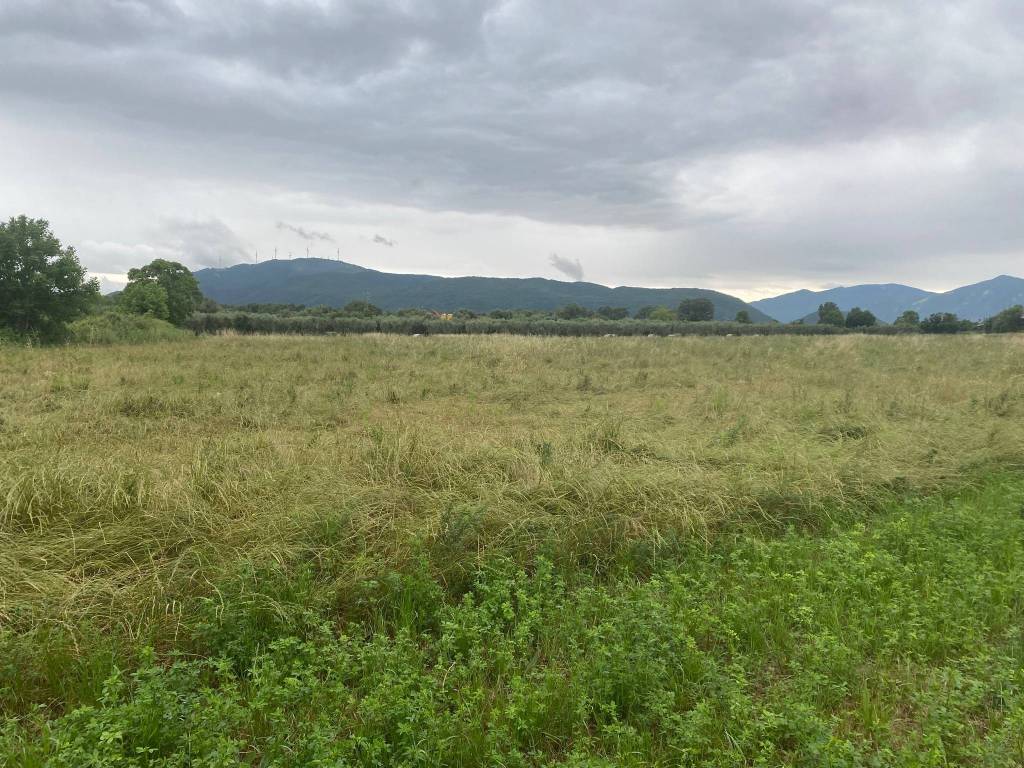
(195, 259), (773, 322)
(750, 275), (1024, 323)
(193, 259), (1024, 324)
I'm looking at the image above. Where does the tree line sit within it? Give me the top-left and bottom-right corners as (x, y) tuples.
(205, 298), (749, 323)
(1, 216), (203, 342)
(2, 215), (1022, 342)
(812, 301), (1024, 333)
(186, 312), (902, 338)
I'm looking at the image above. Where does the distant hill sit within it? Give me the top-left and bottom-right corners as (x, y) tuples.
(912, 275), (1024, 320)
(752, 284), (933, 323)
(194, 259), (773, 322)
(753, 275), (1024, 323)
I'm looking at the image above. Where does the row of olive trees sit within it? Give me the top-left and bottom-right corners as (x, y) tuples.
(188, 311), (896, 338)
(1, 215), (204, 342)
(216, 297), (755, 324)
(556, 298), (752, 323)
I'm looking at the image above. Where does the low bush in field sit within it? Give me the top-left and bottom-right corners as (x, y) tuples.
(68, 312), (190, 345)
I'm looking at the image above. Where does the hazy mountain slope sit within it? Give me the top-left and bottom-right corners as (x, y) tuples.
(912, 275), (1024, 320)
(195, 259), (773, 321)
(751, 284), (935, 323)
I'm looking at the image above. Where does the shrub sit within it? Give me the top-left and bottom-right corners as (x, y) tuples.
(68, 312), (190, 344)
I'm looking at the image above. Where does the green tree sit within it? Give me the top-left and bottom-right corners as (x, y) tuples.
(126, 259), (202, 326)
(649, 306), (676, 322)
(596, 306), (629, 320)
(120, 281), (170, 320)
(920, 312), (966, 334)
(556, 303), (594, 320)
(197, 297), (220, 313)
(844, 307), (877, 328)
(986, 305), (1024, 333)
(894, 310), (920, 327)
(735, 310), (751, 324)
(342, 300), (383, 317)
(677, 298), (714, 322)
(0, 215), (99, 342)
(817, 302), (845, 327)
(634, 305), (658, 319)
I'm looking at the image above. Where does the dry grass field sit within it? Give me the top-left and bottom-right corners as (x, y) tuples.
(2, 334), (1024, 765)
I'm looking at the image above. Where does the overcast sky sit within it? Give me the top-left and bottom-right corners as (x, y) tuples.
(2, 1), (1022, 299)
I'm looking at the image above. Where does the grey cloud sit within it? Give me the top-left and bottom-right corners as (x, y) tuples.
(5, 1), (1018, 222)
(77, 217), (251, 273)
(2, 1), (1024, 288)
(372, 234), (396, 247)
(157, 218), (250, 269)
(276, 221), (335, 243)
(549, 253), (584, 282)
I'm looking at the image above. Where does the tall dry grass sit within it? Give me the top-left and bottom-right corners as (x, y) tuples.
(2, 333), (1023, 646)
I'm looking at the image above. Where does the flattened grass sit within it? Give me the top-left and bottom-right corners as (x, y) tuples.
(2, 334), (1024, 764)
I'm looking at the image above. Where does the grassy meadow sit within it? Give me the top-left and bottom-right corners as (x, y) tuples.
(2, 333), (1024, 766)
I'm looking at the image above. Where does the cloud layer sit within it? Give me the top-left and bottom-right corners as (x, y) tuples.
(1, 1), (1022, 296)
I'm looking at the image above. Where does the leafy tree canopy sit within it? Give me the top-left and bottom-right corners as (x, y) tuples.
(0, 215), (99, 342)
(120, 281), (170, 320)
(845, 307), (877, 328)
(648, 306), (676, 322)
(342, 300), (383, 317)
(986, 305), (1024, 334)
(735, 310), (751, 324)
(895, 310), (920, 327)
(126, 259), (202, 326)
(678, 298), (714, 322)
(596, 306), (629, 320)
(556, 303), (594, 320)
(920, 312), (970, 334)
(817, 302), (845, 327)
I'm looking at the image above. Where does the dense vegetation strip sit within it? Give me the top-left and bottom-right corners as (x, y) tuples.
(3, 215), (1023, 345)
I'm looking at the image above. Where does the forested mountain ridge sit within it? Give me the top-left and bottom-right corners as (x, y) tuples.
(195, 258), (772, 321)
(752, 275), (1024, 322)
